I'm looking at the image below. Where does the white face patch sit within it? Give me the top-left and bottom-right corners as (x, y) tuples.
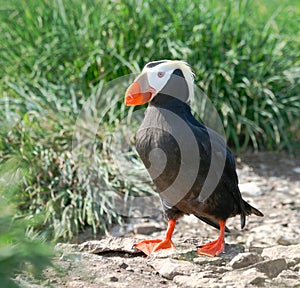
(140, 60), (194, 102)
(146, 71), (173, 98)
(142, 60), (173, 99)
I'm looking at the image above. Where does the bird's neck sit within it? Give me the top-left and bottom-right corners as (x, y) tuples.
(149, 94), (191, 113)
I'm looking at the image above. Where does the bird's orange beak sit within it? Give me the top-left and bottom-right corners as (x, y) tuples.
(124, 81), (153, 106)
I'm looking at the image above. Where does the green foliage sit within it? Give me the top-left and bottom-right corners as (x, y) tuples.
(0, 0), (299, 240)
(0, 80), (131, 240)
(0, 161), (53, 287)
(189, 2), (300, 151)
(1, 0), (299, 150)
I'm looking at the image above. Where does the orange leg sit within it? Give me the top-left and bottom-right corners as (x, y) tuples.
(134, 219), (176, 256)
(197, 220), (225, 257)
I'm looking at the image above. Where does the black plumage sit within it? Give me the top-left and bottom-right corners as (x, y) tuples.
(136, 70), (262, 231)
(125, 61), (263, 256)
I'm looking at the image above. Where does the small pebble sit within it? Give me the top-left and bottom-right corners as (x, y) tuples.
(119, 262), (128, 269)
(109, 276), (119, 282)
(293, 167), (300, 173)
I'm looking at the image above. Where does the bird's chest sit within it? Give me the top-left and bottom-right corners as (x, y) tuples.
(136, 126), (181, 188)
(135, 110), (183, 192)
(135, 106), (206, 201)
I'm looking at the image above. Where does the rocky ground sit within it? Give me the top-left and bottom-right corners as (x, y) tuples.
(18, 152), (300, 288)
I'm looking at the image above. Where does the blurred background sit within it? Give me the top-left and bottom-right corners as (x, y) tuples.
(0, 0), (299, 285)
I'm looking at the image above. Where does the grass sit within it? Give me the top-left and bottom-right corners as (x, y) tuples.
(0, 0), (299, 242)
(0, 160), (53, 287)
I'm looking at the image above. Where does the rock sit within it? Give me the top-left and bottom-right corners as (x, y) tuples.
(276, 236), (296, 246)
(173, 272), (218, 288)
(125, 265), (134, 272)
(222, 268), (268, 286)
(221, 243), (245, 260)
(286, 259), (299, 269)
(157, 261), (183, 280)
(262, 244), (300, 265)
(274, 270), (300, 287)
(193, 255), (225, 266)
(119, 262), (129, 269)
(274, 278), (300, 287)
(248, 246), (264, 254)
(134, 222), (161, 235)
(229, 252), (264, 269)
(280, 198), (295, 206)
(250, 258), (287, 278)
(109, 276), (119, 282)
(239, 182), (262, 196)
(276, 269), (300, 280)
(293, 263), (300, 271)
(142, 244), (197, 262)
(293, 167), (300, 173)
(76, 237), (141, 254)
(148, 258), (198, 280)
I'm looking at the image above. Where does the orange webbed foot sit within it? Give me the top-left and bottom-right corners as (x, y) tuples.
(197, 220), (226, 257)
(134, 219), (177, 256)
(134, 238), (176, 256)
(196, 239), (225, 257)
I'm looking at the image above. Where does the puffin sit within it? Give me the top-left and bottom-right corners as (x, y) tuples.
(124, 60), (263, 257)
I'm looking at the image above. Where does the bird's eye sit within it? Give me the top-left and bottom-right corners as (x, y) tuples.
(157, 72), (165, 78)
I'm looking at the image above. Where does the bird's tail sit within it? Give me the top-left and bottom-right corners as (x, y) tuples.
(240, 200), (264, 229)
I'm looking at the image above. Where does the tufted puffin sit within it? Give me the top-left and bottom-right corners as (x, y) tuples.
(124, 60), (263, 257)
